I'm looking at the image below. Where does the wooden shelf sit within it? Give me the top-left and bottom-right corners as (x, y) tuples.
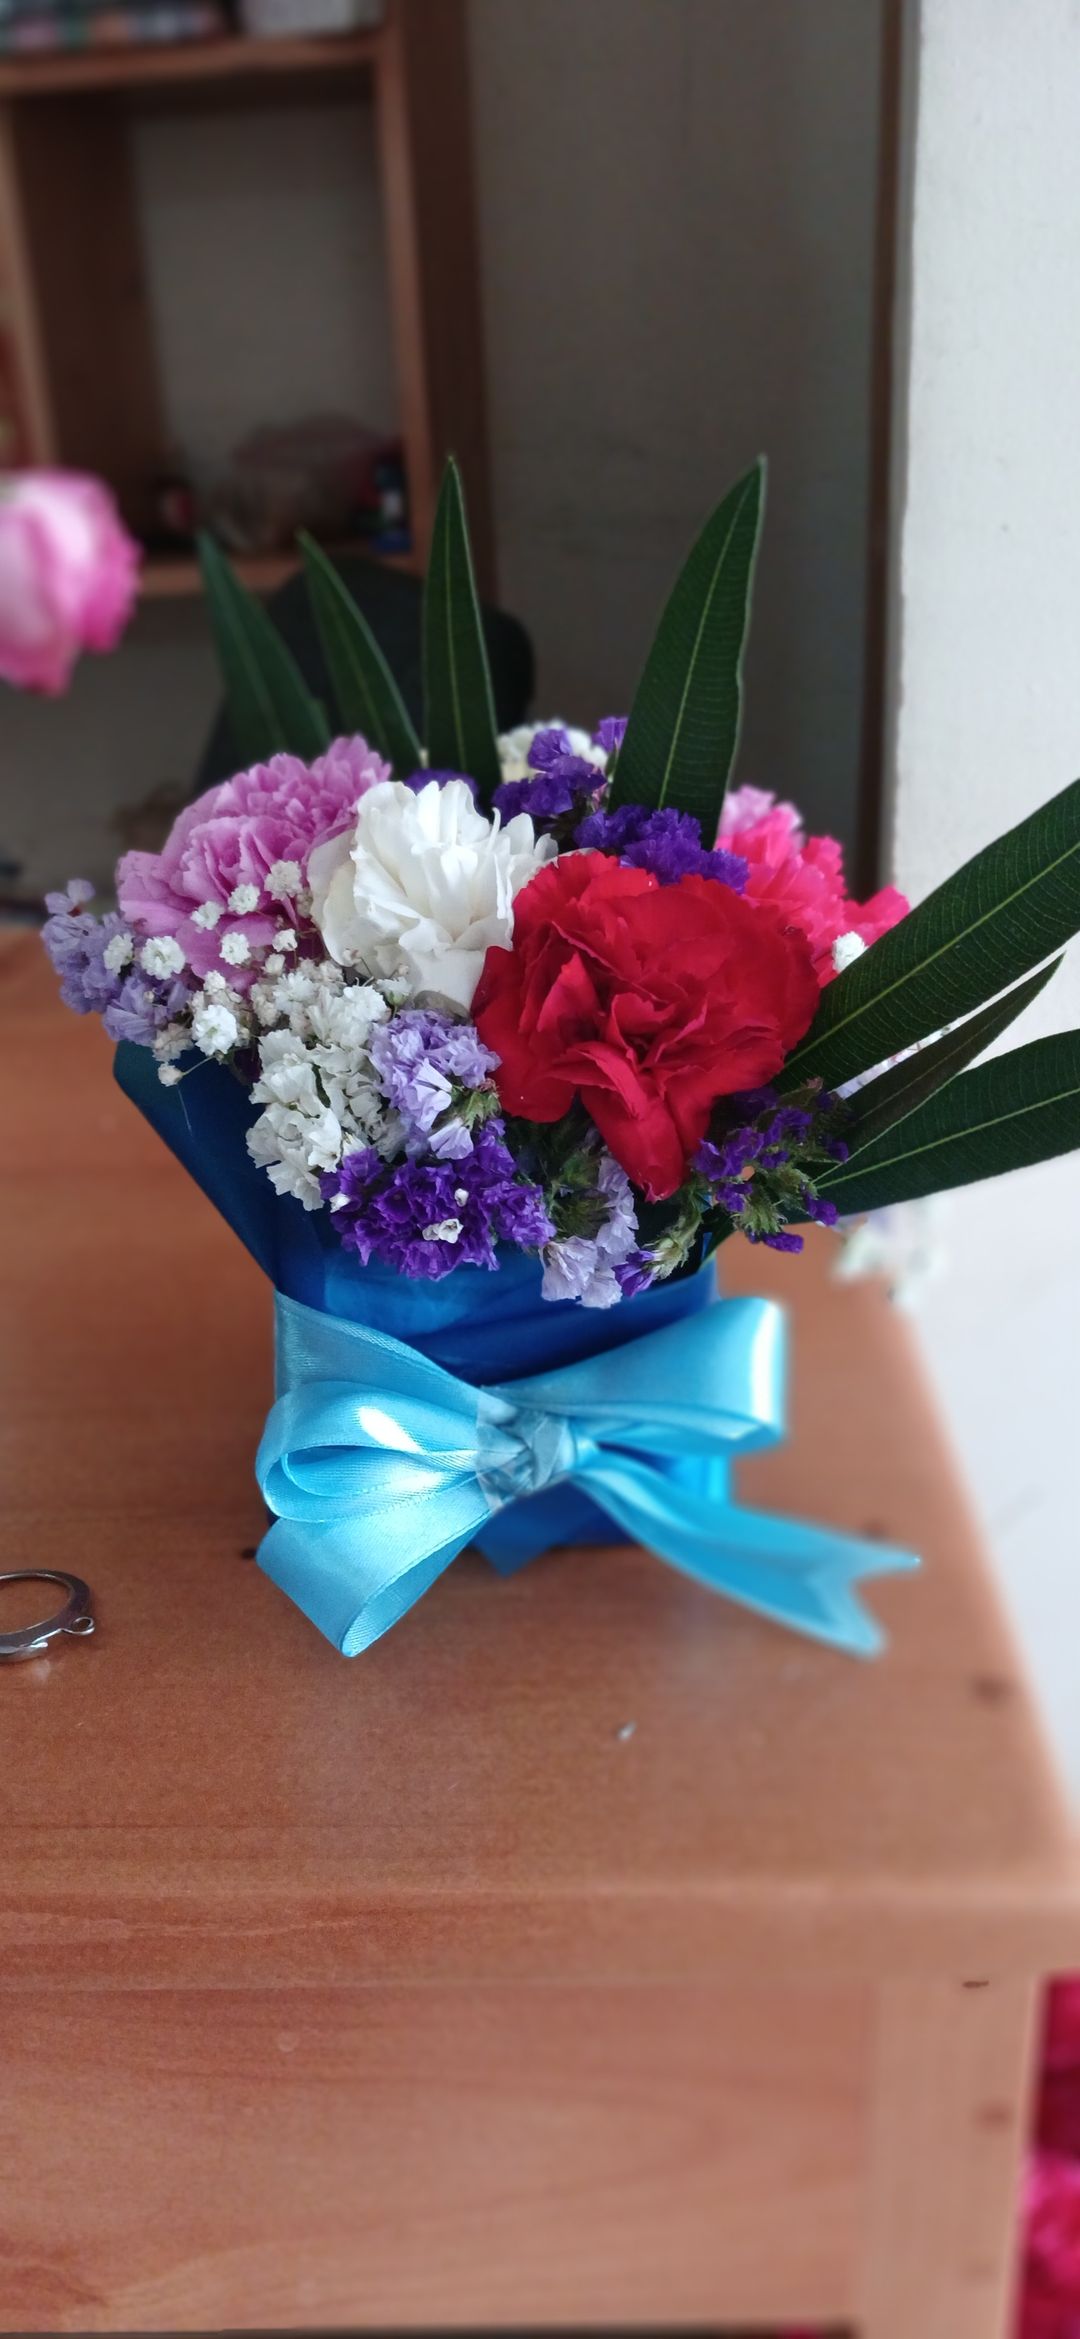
(0, 30), (380, 101)
(0, 0), (494, 592)
(140, 537), (420, 599)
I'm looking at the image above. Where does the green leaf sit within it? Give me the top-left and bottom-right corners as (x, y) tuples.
(299, 533), (421, 776)
(827, 959), (1061, 1164)
(422, 458), (500, 804)
(607, 458), (765, 831)
(197, 532), (330, 764)
(816, 1028), (1080, 1216)
(783, 777), (1080, 1092)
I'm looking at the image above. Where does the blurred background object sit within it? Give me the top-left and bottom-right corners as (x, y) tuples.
(0, 0), (886, 908)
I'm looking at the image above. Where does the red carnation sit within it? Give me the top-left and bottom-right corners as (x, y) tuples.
(473, 852), (819, 1201)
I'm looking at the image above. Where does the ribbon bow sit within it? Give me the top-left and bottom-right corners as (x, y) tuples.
(256, 1291), (917, 1658)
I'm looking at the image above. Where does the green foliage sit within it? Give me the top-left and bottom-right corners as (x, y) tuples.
(422, 458), (500, 804)
(299, 534), (421, 776)
(817, 1028), (1080, 1215)
(196, 532), (329, 765)
(833, 959), (1061, 1161)
(783, 778), (1080, 1092)
(607, 459), (765, 832)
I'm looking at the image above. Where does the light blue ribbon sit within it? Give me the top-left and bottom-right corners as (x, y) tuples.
(257, 1291), (918, 1658)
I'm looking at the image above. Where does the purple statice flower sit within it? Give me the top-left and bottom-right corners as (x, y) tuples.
(693, 1082), (849, 1255)
(368, 1009), (497, 1148)
(613, 1251), (656, 1299)
(802, 1191), (840, 1228)
(541, 1149), (650, 1309)
(42, 880), (194, 1045)
(322, 1118), (554, 1280)
(593, 714), (627, 759)
(574, 802), (748, 891)
(493, 726), (604, 830)
(696, 1126), (765, 1181)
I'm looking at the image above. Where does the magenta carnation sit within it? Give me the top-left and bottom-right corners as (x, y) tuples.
(719, 784), (908, 984)
(117, 735), (390, 984)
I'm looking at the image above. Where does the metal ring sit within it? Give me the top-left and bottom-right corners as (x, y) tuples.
(0, 1570), (95, 1663)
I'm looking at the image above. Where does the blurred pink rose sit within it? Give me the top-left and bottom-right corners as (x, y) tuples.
(720, 784), (908, 984)
(117, 736), (390, 986)
(0, 469), (139, 694)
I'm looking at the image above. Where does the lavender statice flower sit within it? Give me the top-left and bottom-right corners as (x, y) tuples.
(541, 1148), (654, 1308)
(41, 881), (191, 1043)
(368, 1008), (498, 1152)
(574, 802), (748, 891)
(322, 1118), (554, 1279)
(493, 725), (605, 829)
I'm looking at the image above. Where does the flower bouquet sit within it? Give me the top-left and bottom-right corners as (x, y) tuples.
(44, 460), (1080, 1657)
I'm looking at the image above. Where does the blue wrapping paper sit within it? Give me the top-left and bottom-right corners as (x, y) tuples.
(115, 1042), (918, 1655)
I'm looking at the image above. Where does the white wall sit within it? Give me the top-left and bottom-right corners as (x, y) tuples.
(0, 0), (884, 901)
(888, 0), (1080, 1795)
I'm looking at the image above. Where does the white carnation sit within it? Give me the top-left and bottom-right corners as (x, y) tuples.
(308, 778), (555, 1013)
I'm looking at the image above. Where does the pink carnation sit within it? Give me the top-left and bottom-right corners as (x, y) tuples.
(117, 735), (390, 985)
(719, 785), (908, 984)
(0, 469), (139, 695)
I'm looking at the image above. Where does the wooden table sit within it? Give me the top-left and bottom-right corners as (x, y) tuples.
(3, 934), (1077, 2336)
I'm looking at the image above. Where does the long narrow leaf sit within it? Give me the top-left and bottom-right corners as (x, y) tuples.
(197, 532), (329, 764)
(607, 459), (765, 832)
(828, 958), (1061, 1164)
(299, 533), (420, 775)
(817, 1029), (1080, 1216)
(422, 459), (500, 803)
(783, 777), (1080, 1092)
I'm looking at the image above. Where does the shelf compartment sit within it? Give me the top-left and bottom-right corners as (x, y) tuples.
(140, 537), (420, 598)
(0, 2), (493, 593)
(0, 32), (381, 104)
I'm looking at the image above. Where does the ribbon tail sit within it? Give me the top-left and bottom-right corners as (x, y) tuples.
(578, 1457), (919, 1659)
(258, 1499), (486, 1658)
